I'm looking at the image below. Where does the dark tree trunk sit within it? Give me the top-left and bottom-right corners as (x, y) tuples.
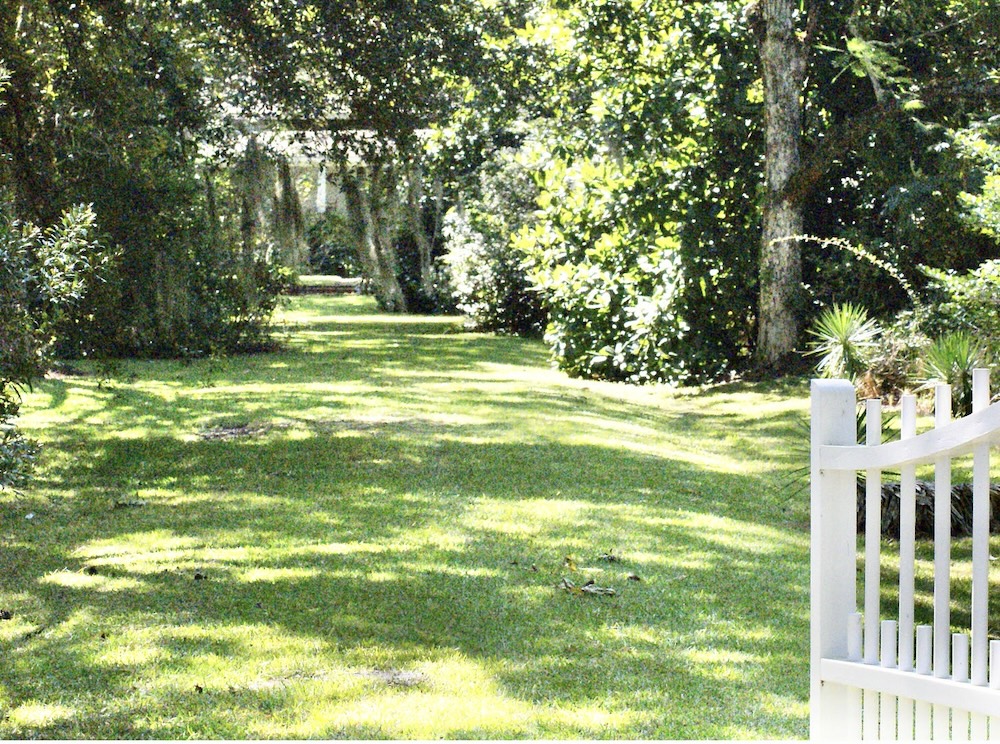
(274, 156), (308, 271)
(754, 0), (810, 371)
(404, 163), (436, 297)
(341, 162), (407, 313)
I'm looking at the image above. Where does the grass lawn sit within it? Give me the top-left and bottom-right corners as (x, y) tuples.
(0, 295), (817, 739)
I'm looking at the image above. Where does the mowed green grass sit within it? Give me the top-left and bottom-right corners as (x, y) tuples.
(0, 295), (814, 739)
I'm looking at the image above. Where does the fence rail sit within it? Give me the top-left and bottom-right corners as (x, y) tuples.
(811, 369), (1000, 740)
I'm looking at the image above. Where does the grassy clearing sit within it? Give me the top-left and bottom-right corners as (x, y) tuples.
(2, 295), (819, 739)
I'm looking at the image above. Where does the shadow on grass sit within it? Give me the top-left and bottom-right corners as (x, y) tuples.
(1, 297), (811, 739)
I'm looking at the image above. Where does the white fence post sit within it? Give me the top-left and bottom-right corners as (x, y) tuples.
(811, 379), (860, 740)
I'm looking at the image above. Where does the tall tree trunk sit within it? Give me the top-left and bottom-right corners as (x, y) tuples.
(274, 156), (308, 271)
(404, 162), (436, 296)
(236, 136), (273, 261)
(754, 0), (810, 371)
(342, 163), (407, 312)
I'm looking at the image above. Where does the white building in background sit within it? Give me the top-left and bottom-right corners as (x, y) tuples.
(297, 161), (350, 218)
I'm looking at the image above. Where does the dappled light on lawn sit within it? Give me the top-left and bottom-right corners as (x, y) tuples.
(2, 295), (813, 739)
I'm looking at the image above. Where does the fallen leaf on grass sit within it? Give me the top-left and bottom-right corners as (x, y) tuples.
(356, 669), (427, 688)
(557, 578), (615, 596)
(113, 496), (147, 509)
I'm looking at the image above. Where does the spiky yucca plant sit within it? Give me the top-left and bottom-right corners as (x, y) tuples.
(806, 302), (883, 382)
(920, 331), (988, 417)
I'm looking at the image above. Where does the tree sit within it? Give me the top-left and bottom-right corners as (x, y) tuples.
(749, 0), (1000, 371)
(196, 0), (533, 312)
(748, 0), (811, 371)
(0, 0), (289, 359)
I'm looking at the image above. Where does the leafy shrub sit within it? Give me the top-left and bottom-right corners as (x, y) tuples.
(394, 231), (457, 315)
(191, 251), (294, 354)
(806, 302), (883, 382)
(0, 204), (104, 489)
(517, 158), (690, 384)
(442, 207), (543, 335)
(51, 166), (293, 360)
(306, 213), (361, 276)
(864, 312), (928, 400)
(955, 125), (1000, 241)
(441, 150), (545, 336)
(919, 331), (989, 417)
(0, 386), (39, 491)
(919, 261), (1000, 356)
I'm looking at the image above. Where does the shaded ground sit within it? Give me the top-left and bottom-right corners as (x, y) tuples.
(0, 295), (812, 739)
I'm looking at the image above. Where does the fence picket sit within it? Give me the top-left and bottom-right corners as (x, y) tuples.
(935, 385), (953, 682)
(954, 633), (971, 741)
(847, 612), (863, 739)
(865, 398), (883, 672)
(915, 625), (933, 738)
(990, 641), (1000, 740)
(899, 395), (918, 676)
(881, 620), (899, 740)
(972, 370), (991, 691)
(863, 688), (879, 740)
(812, 371), (999, 740)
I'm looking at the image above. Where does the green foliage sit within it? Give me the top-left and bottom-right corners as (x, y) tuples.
(0, 410), (39, 490)
(0, 203), (104, 489)
(508, 1), (760, 383)
(441, 148), (546, 336)
(955, 123), (1000, 239)
(0, 3), (288, 361)
(918, 260), (1000, 356)
(517, 157), (690, 384)
(799, 2), (1000, 324)
(392, 231), (455, 315)
(190, 252), (294, 357)
(919, 331), (989, 417)
(806, 302), (883, 382)
(306, 213), (360, 277)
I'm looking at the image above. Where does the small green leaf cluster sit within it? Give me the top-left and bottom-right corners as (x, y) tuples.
(0, 204), (104, 489)
(441, 148), (546, 337)
(517, 157), (689, 384)
(806, 302), (882, 382)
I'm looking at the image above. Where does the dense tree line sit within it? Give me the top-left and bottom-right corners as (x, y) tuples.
(2, 1), (999, 479)
(0, 0), (291, 362)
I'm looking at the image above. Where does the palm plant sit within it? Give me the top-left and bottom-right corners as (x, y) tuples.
(806, 302), (883, 382)
(920, 331), (989, 417)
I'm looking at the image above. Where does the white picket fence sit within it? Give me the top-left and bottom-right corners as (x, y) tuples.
(811, 369), (1000, 740)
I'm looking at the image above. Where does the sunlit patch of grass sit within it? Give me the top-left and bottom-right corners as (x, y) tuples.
(1, 295), (814, 739)
(7, 702), (77, 729)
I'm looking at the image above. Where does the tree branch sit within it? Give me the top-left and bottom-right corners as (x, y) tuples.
(785, 77), (1000, 204)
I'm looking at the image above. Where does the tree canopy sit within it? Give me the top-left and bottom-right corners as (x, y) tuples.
(1, 0), (998, 385)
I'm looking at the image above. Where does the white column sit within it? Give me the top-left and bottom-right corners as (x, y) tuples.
(316, 162), (328, 214)
(810, 378), (859, 740)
